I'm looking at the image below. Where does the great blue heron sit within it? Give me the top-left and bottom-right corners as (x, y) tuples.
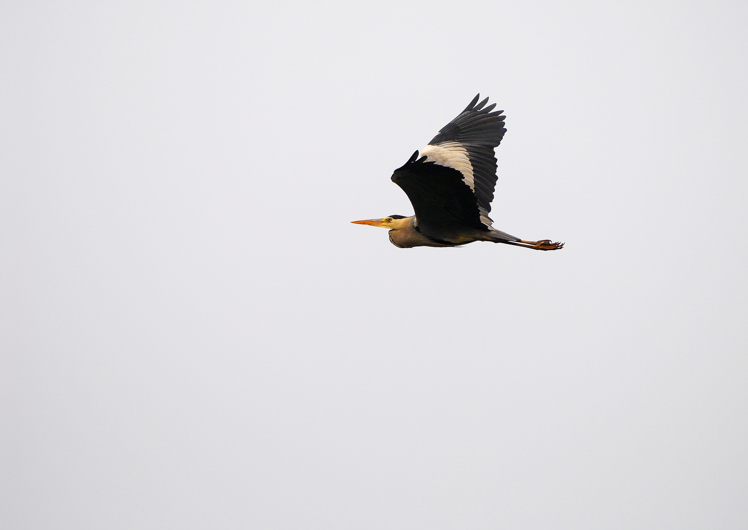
(352, 95), (564, 250)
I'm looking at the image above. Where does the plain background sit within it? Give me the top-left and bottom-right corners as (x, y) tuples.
(2, 0), (748, 528)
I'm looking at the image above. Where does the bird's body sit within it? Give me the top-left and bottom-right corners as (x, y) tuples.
(382, 214), (513, 248)
(352, 95), (563, 251)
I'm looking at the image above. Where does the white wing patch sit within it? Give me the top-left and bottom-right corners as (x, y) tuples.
(478, 208), (493, 227)
(419, 143), (494, 228)
(419, 143), (474, 191)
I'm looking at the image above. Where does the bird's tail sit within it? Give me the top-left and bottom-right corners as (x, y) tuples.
(485, 228), (520, 243)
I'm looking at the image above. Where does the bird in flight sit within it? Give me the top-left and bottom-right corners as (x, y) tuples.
(352, 95), (564, 250)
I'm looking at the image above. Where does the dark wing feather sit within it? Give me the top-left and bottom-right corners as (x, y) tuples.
(425, 94), (506, 222)
(391, 152), (486, 238)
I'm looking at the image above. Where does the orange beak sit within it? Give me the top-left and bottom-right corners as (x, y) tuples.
(351, 218), (387, 228)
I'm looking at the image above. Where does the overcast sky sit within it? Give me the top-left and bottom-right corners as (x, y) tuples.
(2, 0), (748, 528)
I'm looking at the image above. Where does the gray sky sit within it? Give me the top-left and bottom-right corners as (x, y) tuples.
(2, 0), (748, 528)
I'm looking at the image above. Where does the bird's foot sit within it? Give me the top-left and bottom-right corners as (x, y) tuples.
(536, 239), (564, 250)
(521, 239), (565, 251)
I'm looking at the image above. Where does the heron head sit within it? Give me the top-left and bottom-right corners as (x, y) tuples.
(351, 215), (408, 229)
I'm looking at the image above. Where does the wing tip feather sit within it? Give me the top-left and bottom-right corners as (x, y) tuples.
(464, 94), (480, 112)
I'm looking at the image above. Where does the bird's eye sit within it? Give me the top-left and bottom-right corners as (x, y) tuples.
(385, 217), (393, 223)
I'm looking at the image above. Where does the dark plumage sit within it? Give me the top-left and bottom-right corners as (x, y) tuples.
(392, 152), (486, 233)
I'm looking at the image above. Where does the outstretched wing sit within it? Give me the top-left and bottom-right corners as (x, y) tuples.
(392, 151), (486, 237)
(411, 94), (506, 227)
